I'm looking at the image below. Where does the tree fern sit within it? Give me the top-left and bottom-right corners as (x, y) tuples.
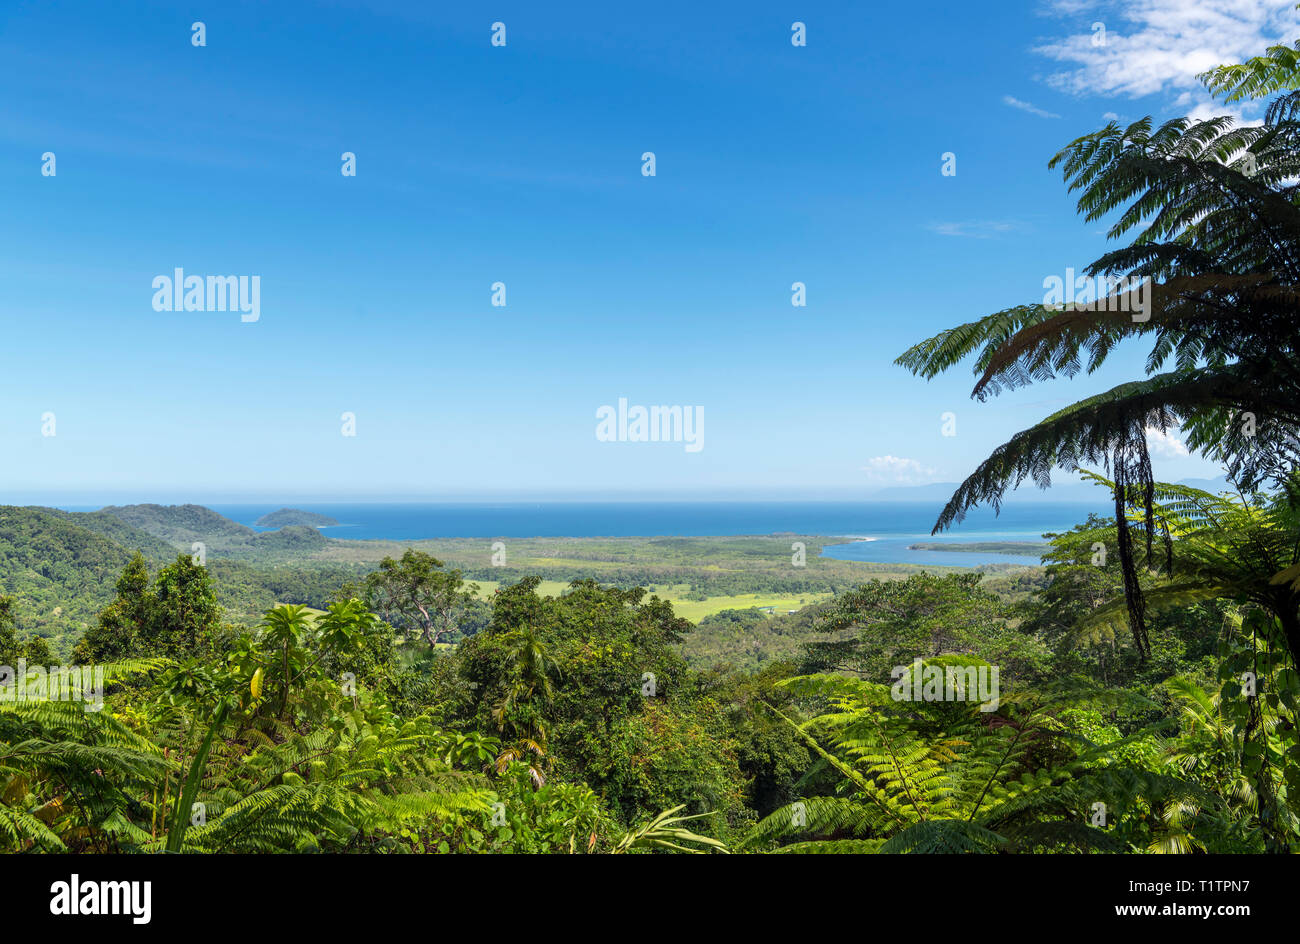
(744, 672), (1197, 853)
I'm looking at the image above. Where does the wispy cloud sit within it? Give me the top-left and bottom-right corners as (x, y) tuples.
(1003, 94), (1062, 118)
(927, 220), (1023, 239)
(861, 455), (938, 484)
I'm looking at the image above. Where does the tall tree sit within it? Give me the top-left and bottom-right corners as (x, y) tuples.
(73, 553), (220, 662)
(0, 595), (50, 665)
(800, 572), (1030, 680)
(364, 550), (478, 649)
(152, 554), (222, 657)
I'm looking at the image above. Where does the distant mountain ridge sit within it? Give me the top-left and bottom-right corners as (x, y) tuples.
(41, 508), (180, 559)
(99, 503), (325, 558)
(0, 506), (178, 655)
(101, 503), (256, 544)
(0, 505), (349, 658)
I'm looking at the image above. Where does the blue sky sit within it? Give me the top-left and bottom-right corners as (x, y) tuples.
(2, 0), (1296, 502)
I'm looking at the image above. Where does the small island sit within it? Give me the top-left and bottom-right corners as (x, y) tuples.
(253, 508), (340, 529)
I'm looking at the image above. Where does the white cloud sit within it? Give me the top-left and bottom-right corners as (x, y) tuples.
(861, 455), (938, 484)
(1177, 89), (1266, 125)
(1034, 0), (1300, 111)
(1145, 425), (1190, 458)
(1004, 94), (1062, 118)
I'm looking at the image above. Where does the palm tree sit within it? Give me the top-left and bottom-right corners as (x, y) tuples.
(260, 604), (314, 720)
(490, 624), (555, 788)
(895, 47), (1300, 661)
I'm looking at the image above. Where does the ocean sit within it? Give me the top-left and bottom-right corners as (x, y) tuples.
(184, 499), (1105, 568)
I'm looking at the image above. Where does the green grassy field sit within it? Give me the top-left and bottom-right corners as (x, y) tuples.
(656, 591), (834, 621)
(471, 577), (835, 621)
(470, 579), (572, 599)
(317, 535), (987, 622)
(286, 533), (1042, 624)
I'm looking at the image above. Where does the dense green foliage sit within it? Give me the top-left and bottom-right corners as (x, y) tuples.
(2, 34), (1299, 856)
(0, 507), (168, 653)
(0, 472), (1296, 854)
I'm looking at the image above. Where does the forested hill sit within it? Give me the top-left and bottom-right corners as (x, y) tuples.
(99, 503), (328, 559)
(100, 503), (256, 545)
(0, 506), (361, 657)
(41, 507), (178, 560)
(0, 506), (163, 652)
